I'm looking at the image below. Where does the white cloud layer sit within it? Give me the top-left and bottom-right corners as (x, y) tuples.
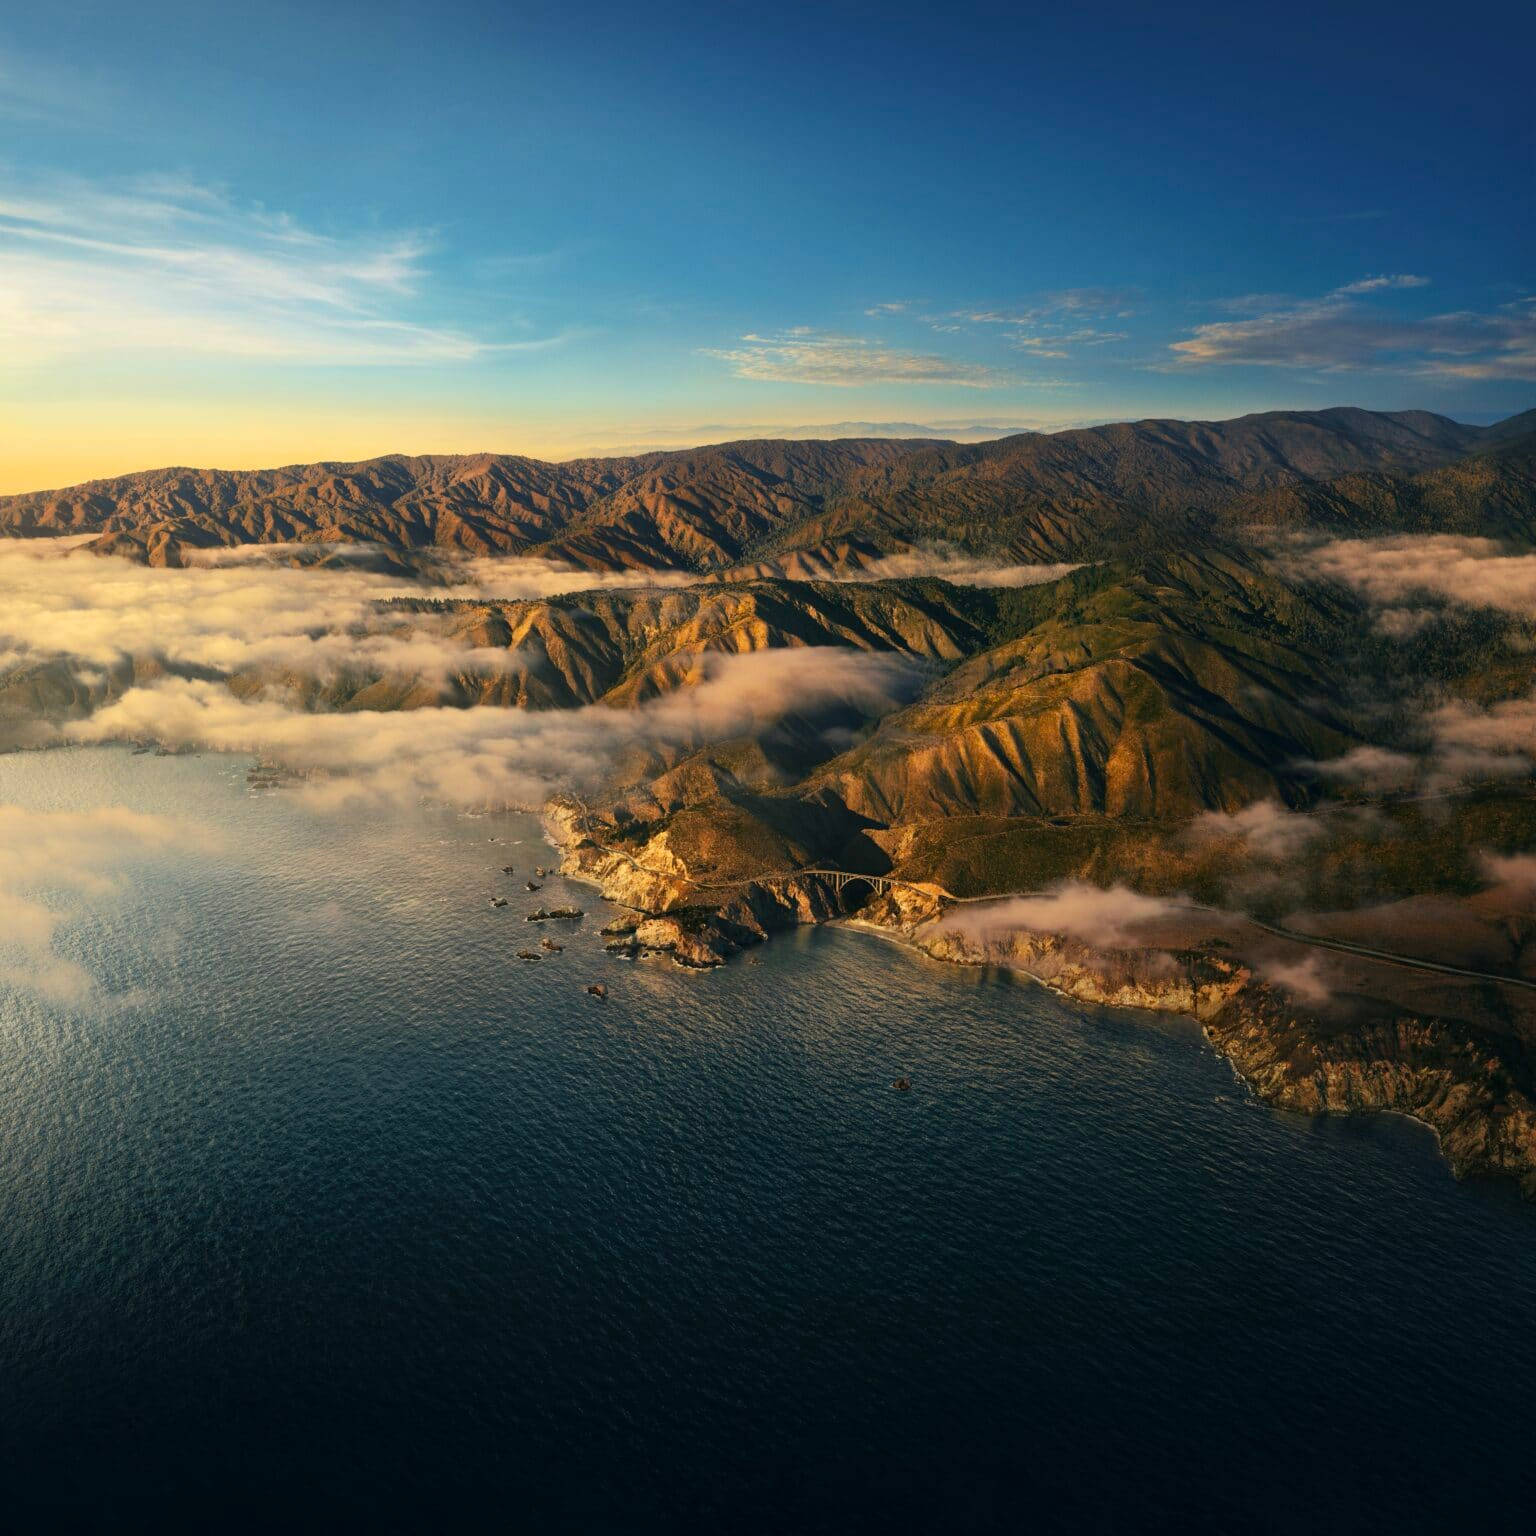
(61, 649), (926, 810)
(0, 537), (693, 686)
(1297, 534), (1536, 616)
(1312, 712), (1536, 792)
(1427, 696), (1536, 779)
(1260, 954), (1333, 1004)
(941, 881), (1187, 947)
(1279, 534), (1536, 788)
(1479, 851), (1536, 896)
(1189, 800), (1324, 861)
(1, 539), (930, 806)
(833, 548), (1081, 588)
(1310, 745), (1422, 790)
(0, 804), (215, 1003)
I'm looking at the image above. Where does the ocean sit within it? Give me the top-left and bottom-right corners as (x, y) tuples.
(2, 748), (1533, 1533)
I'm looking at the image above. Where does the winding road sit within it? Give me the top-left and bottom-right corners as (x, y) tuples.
(1234, 912), (1536, 994)
(559, 801), (1536, 995)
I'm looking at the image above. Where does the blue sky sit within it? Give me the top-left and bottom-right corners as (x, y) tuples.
(0, 0), (1531, 487)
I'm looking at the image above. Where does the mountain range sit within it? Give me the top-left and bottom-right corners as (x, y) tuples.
(6, 405), (1536, 1189)
(5, 406), (1533, 572)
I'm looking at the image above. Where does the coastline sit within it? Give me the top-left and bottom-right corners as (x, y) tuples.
(545, 807), (1536, 1197)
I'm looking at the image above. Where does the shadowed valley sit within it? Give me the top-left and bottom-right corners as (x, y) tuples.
(7, 405), (1536, 1191)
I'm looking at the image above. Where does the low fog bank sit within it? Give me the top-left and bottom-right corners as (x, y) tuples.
(1313, 709), (1536, 792)
(60, 649), (927, 811)
(0, 537), (930, 808)
(939, 882), (1197, 947)
(0, 804), (218, 1004)
(187, 541), (702, 600)
(0, 537), (524, 687)
(1189, 800), (1325, 862)
(843, 548), (1082, 588)
(1274, 534), (1536, 788)
(1295, 534), (1536, 622)
(721, 542), (1083, 589)
(0, 537), (697, 683)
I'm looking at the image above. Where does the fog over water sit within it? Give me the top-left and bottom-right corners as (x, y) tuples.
(0, 537), (932, 806)
(1, 747), (1533, 1533)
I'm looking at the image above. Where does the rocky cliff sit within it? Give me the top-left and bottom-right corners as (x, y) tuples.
(547, 806), (1536, 1195)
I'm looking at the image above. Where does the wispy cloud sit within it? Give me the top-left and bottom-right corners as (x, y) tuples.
(939, 881), (1189, 947)
(1308, 703), (1536, 795)
(0, 537), (690, 691)
(1332, 274), (1430, 296)
(1288, 534), (1536, 789)
(0, 48), (113, 125)
(1188, 799), (1325, 861)
(61, 650), (927, 813)
(1479, 852), (1536, 896)
(731, 544), (1079, 586)
(0, 803), (216, 1003)
(1170, 276), (1536, 379)
(1260, 954), (1333, 1005)
(950, 288), (1140, 327)
(832, 548), (1081, 588)
(1296, 534), (1536, 618)
(1426, 695), (1536, 781)
(1007, 327), (1127, 357)
(0, 174), (561, 366)
(866, 288), (1138, 359)
(702, 328), (1026, 388)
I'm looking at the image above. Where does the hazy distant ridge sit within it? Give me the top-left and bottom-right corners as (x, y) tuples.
(1, 407), (1531, 573)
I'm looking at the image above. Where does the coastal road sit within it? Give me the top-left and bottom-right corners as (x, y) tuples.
(929, 887), (1536, 994)
(559, 805), (1536, 995)
(1233, 912), (1536, 994)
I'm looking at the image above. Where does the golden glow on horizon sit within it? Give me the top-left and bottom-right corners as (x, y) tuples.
(0, 399), (1102, 495)
(0, 403), (576, 495)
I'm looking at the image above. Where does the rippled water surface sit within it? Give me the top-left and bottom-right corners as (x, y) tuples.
(2, 749), (1534, 1533)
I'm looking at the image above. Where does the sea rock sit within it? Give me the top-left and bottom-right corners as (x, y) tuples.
(631, 916), (733, 968)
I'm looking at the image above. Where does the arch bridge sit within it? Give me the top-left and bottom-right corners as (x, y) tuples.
(784, 868), (943, 902)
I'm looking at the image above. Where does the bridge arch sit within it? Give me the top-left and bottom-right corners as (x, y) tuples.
(794, 867), (942, 903)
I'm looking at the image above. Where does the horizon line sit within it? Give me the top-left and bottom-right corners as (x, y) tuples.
(3, 402), (1531, 499)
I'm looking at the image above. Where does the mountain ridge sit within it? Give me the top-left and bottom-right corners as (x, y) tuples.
(4, 408), (1530, 573)
(7, 421), (1536, 1190)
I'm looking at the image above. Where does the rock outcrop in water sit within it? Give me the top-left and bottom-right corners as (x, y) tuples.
(547, 804), (1536, 1196)
(9, 405), (1536, 1195)
(898, 905), (1536, 1196)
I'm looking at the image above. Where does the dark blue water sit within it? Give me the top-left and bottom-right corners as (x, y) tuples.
(2, 750), (1534, 1534)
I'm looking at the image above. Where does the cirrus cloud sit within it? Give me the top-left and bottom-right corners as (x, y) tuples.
(702, 328), (1028, 389)
(0, 173), (566, 367)
(1170, 276), (1536, 380)
(862, 287), (1138, 360)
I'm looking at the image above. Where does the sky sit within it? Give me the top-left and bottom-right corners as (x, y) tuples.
(0, 0), (1531, 491)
